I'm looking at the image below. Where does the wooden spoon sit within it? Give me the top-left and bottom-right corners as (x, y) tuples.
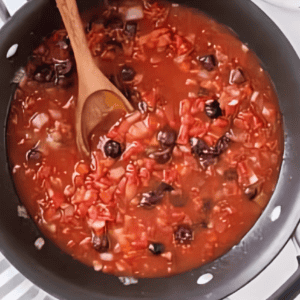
(56, 0), (134, 157)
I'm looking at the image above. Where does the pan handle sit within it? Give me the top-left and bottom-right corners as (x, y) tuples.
(0, 0), (10, 22)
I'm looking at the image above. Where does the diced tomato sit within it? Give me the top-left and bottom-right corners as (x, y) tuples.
(122, 141), (144, 161)
(191, 98), (206, 115)
(37, 165), (52, 180)
(179, 99), (191, 116)
(52, 192), (65, 208)
(88, 205), (98, 221)
(75, 162), (90, 175)
(100, 186), (116, 204)
(177, 124), (190, 145)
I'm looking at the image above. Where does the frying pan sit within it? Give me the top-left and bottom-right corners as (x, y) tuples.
(1, 0), (300, 299)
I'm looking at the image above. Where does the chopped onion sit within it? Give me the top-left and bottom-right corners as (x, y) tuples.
(120, 5), (144, 21)
(249, 173), (259, 185)
(228, 99), (239, 106)
(31, 113), (49, 129)
(48, 109), (62, 120)
(109, 166), (126, 181)
(251, 91), (259, 102)
(100, 253), (114, 261)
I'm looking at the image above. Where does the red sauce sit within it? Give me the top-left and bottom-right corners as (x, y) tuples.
(7, 0), (283, 277)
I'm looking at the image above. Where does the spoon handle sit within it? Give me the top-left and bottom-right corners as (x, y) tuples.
(56, 0), (94, 73)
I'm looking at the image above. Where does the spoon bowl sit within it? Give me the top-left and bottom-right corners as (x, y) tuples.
(81, 90), (128, 150)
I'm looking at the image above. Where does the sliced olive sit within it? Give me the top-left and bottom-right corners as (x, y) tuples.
(33, 65), (53, 82)
(174, 225), (193, 243)
(26, 148), (42, 163)
(157, 127), (177, 148)
(104, 16), (123, 30)
(229, 68), (246, 84)
(205, 99), (222, 119)
(125, 21), (137, 37)
(149, 148), (172, 164)
(198, 87), (209, 96)
(190, 137), (217, 168)
(202, 198), (212, 213)
(156, 182), (174, 195)
(138, 101), (148, 114)
(200, 221), (208, 228)
(245, 186), (257, 200)
(199, 154), (218, 169)
(215, 135), (230, 155)
(223, 168), (238, 181)
(56, 76), (74, 87)
(198, 55), (217, 71)
(140, 191), (164, 208)
(120, 65), (136, 82)
(93, 234), (109, 253)
(104, 140), (123, 158)
(149, 243), (165, 255)
(53, 59), (73, 76)
(190, 137), (210, 157)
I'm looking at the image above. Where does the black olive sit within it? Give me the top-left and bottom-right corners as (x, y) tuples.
(125, 21), (137, 37)
(149, 148), (172, 164)
(200, 221), (208, 228)
(224, 168), (238, 181)
(138, 101), (148, 114)
(140, 191), (164, 208)
(157, 127), (177, 148)
(86, 15), (105, 32)
(104, 140), (123, 158)
(199, 154), (218, 169)
(33, 65), (53, 82)
(93, 234), (109, 253)
(198, 55), (217, 71)
(202, 198), (212, 213)
(53, 59), (73, 76)
(215, 135), (231, 155)
(245, 186), (257, 200)
(56, 76), (74, 88)
(174, 225), (193, 243)
(149, 243), (165, 255)
(198, 87), (209, 96)
(26, 148), (42, 163)
(190, 137), (217, 168)
(229, 68), (246, 84)
(190, 137), (210, 157)
(120, 65), (136, 82)
(205, 99), (222, 119)
(169, 192), (188, 207)
(104, 16), (124, 30)
(156, 182), (174, 195)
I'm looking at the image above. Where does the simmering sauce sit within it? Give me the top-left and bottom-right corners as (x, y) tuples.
(7, 0), (283, 277)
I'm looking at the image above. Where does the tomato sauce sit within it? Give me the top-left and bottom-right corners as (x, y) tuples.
(6, 0), (283, 278)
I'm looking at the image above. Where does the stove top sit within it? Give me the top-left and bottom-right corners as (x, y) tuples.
(0, 1), (299, 299)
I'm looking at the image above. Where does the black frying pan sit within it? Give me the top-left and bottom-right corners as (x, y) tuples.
(1, 0), (300, 299)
